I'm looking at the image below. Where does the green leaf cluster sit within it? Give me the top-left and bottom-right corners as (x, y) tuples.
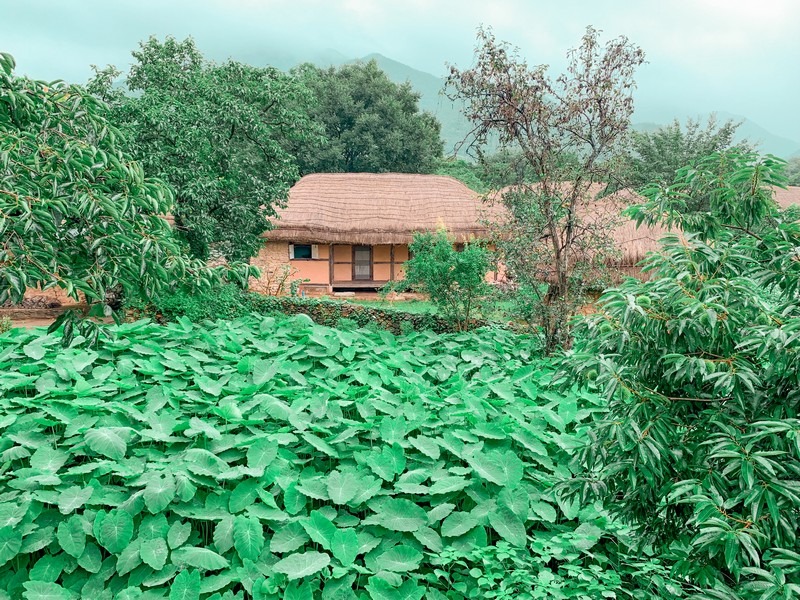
(0, 313), (663, 598)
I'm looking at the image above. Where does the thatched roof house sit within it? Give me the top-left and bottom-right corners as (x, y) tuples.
(250, 175), (800, 294)
(267, 173), (491, 245)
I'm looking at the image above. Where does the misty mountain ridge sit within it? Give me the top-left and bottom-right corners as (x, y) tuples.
(274, 50), (799, 159)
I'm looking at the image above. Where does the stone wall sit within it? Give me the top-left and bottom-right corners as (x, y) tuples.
(250, 241), (294, 295)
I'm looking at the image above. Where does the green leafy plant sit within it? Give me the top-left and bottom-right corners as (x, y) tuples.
(567, 150), (800, 597)
(0, 313), (676, 598)
(399, 229), (493, 331)
(0, 316), (11, 334)
(0, 52), (256, 344)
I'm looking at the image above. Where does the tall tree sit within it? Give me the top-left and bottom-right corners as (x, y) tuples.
(448, 27), (645, 352)
(90, 37), (317, 262)
(293, 60), (443, 174)
(785, 155), (800, 186)
(622, 115), (748, 190)
(0, 53), (252, 342)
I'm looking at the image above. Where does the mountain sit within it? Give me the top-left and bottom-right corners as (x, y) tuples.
(267, 50), (800, 160)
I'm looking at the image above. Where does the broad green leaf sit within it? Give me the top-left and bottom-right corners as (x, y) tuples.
(273, 550), (331, 581)
(77, 543), (103, 574)
(488, 506), (527, 547)
(331, 528), (359, 565)
(246, 439), (278, 470)
(144, 473), (176, 513)
(169, 568), (200, 600)
(0, 526), (22, 565)
(96, 510), (133, 554)
(213, 517), (234, 554)
(365, 577), (425, 600)
(140, 537), (169, 570)
(301, 510), (337, 549)
(270, 522), (310, 554)
(229, 479), (260, 513)
(233, 515), (264, 561)
(30, 447), (69, 472)
(375, 545), (423, 572)
(84, 428), (126, 461)
(171, 546), (230, 570)
(167, 521), (192, 549)
(284, 580), (314, 600)
(21, 581), (74, 600)
(373, 499), (427, 532)
(327, 471), (358, 505)
(440, 511), (479, 537)
(466, 450), (524, 487)
(56, 516), (85, 558)
(530, 501), (557, 523)
(57, 486), (93, 514)
(322, 574), (358, 600)
(411, 526), (443, 552)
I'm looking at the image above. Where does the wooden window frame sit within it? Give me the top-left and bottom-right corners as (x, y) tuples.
(352, 245), (373, 281)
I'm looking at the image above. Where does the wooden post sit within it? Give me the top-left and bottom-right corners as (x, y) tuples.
(328, 244), (334, 293)
(389, 245), (395, 281)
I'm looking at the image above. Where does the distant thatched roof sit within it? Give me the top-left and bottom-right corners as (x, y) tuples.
(266, 173), (491, 244)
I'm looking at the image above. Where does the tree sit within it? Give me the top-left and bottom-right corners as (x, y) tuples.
(90, 36), (316, 262)
(447, 27), (645, 352)
(568, 151), (800, 598)
(293, 60), (443, 174)
(0, 53), (253, 341)
(400, 229), (492, 331)
(433, 157), (488, 193)
(622, 115), (748, 190)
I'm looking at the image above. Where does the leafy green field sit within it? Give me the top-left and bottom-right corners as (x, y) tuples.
(0, 316), (671, 599)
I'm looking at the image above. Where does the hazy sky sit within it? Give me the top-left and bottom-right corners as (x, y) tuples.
(3, 0), (799, 141)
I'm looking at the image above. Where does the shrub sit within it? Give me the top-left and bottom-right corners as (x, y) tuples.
(567, 151), (800, 597)
(0, 316), (11, 334)
(400, 229), (493, 331)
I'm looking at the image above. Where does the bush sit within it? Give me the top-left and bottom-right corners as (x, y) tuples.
(0, 316), (11, 334)
(567, 151), (800, 597)
(400, 229), (493, 331)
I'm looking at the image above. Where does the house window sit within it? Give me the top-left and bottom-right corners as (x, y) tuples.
(289, 244), (318, 260)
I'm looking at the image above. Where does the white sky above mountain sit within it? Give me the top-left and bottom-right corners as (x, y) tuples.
(3, 0), (799, 141)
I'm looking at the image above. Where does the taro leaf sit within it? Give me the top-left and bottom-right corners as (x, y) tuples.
(29, 447), (69, 472)
(246, 439), (278, 470)
(498, 487), (529, 520)
(21, 581), (74, 600)
(285, 580), (315, 600)
(233, 515), (264, 561)
(530, 501), (557, 523)
(408, 436), (440, 460)
(144, 473), (176, 513)
(302, 432), (340, 458)
(195, 375), (223, 397)
(273, 550), (331, 581)
(556, 492), (580, 520)
(96, 510), (133, 554)
(171, 546), (230, 571)
(167, 520), (192, 549)
(84, 428), (126, 460)
(229, 479), (260, 513)
(373, 499), (427, 532)
(183, 449), (227, 476)
(429, 476), (470, 495)
(0, 526), (22, 565)
(466, 450), (524, 487)
(302, 510), (336, 549)
(56, 515), (85, 558)
(77, 543), (103, 574)
(330, 528), (359, 565)
(379, 416), (407, 444)
(57, 486), (93, 514)
(488, 506), (527, 547)
(327, 471), (357, 505)
(375, 545), (423, 573)
(322, 574), (358, 600)
(440, 511), (479, 538)
(140, 537), (169, 570)
(427, 503), (455, 524)
(270, 522), (310, 554)
(412, 526), (443, 553)
(558, 394), (578, 425)
(283, 482), (308, 514)
(29, 553), (66, 582)
(365, 577), (425, 600)
(23, 338), (48, 360)
(213, 517), (234, 554)
(571, 522), (603, 551)
(169, 568), (201, 600)
(116, 538), (142, 576)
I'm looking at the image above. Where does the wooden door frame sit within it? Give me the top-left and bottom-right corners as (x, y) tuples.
(352, 245), (373, 281)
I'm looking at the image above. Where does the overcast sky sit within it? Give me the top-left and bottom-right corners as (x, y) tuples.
(3, 0), (799, 141)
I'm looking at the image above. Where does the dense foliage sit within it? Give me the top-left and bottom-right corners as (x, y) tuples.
(0, 52), (251, 342)
(569, 151), (800, 597)
(127, 285), (478, 334)
(399, 230), (493, 331)
(0, 315), (682, 599)
(292, 61), (443, 175)
(90, 37), (316, 262)
(447, 27), (644, 352)
(622, 116), (748, 190)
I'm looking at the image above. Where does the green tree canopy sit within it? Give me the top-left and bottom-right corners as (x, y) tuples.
(622, 116), (749, 190)
(293, 60), (443, 174)
(90, 36), (317, 262)
(0, 52), (251, 341)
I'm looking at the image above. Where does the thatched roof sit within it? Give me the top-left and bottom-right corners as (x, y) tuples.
(266, 173), (491, 244)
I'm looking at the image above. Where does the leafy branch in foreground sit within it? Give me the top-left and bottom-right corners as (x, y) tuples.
(0, 52), (257, 343)
(567, 151), (800, 598)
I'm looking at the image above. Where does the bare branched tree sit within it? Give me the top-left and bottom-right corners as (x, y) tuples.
(447, 26), (645, 352)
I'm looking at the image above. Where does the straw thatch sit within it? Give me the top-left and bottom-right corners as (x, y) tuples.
(266, 173), (490, 245)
